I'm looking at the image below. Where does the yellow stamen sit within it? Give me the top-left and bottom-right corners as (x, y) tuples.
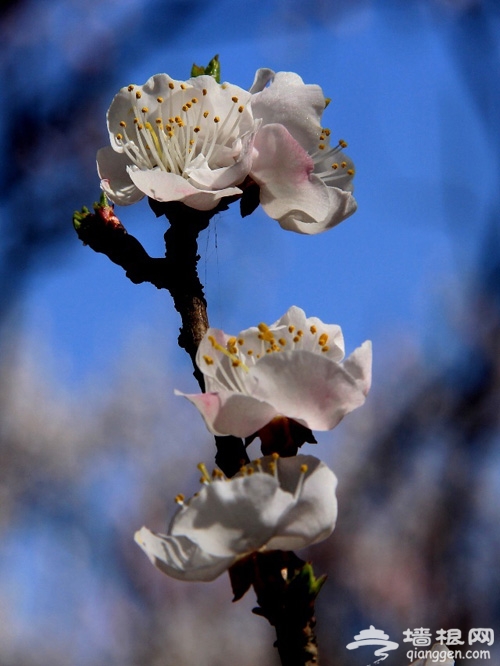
(197, 462), (211, 484)
(318, 333), (328, 346)
(310, 325), (317, 334)
(300, 464), (308, 473)
(174, 493), (185, 504)
(203, 355), (214, 365)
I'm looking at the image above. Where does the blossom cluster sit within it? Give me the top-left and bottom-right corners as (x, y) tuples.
(98, 67), (372, 584)
(97, 68), (357, 234)
(137, 307), (371, 579)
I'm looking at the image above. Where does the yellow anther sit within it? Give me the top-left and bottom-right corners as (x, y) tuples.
(278, 338), (286, 346)
(237, 338), (244, 346)
(174, 493), (185, 504)
(157, 96), (163, 103)
(339, 139), (348, 148)
(320, 134), (325, 140)
(238, 106), (244, 113)
(332, 163), (338, 170)
(168, 117), (175, 123)
(191, 97), (198, 103)
(258, 323), (270, 332)
(232, 359), (242, 367)
(137, 124), (143, 130)
(256, 354), (261, 359)
(310, 325), (317, 334)
(156, 118), (162, 124)
(297, 330), (304, 337)
(174, 116), (182, 123)
(288, 325), (295, 333)
(221, 83), (228, 89)
(293, 336), (300, 343)
(318, 333), (328, 346)
(194, 126), (201, 133)
(135, 91), (142, 99)
(271, 452), (280, 461)
(246, 467), (254, 475)
(266, 348), (272, 354)
(203, 110), (209, 118)
(247, 349), (253, 356)
(169, 82), (175, 89)
(324, 128), (331, 136)
(212, 468), (224, 479)
(116, 133), (123, 140)
(189, 139), (195, 145)
(167, 131), (174, 138)
(202, 88), (207, 96)
(268, 461), (276, 474)
(239, 465), (247, 475)
(347, 169), (355, 176)
(322, 345), (329, 352)
(318, 144), (325, 150)
(133, 117), (139, 124)
(214, 116), (220, 123)
(119, 120), (127, 127)
(180, 83), (187, 90)
(232, 96), (239, 103)
(227, 336), (237, 347)
(127, 85), (134, 91)
(141, 106), (149, 113)
(203, 355), (214, 365)
(177, 120), (185, 127)
(165, 125), (172, 131)
(300, 464), (308, 473)
(182, 105), (188, 112)
(186, 102), (192, 108)
(197, 462), (211, 483)
(341, 161), (347, 168)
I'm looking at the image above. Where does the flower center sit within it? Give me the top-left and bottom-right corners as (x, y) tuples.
(115, 82), (248, 178)
(200, 321), (333, 394)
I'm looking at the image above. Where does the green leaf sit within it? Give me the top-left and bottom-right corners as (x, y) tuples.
(191, 54), (220, 83)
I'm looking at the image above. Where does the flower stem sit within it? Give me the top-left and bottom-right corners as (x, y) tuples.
(249, 551), (323, 666)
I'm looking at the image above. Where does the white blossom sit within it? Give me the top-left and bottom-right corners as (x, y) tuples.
(135, 455), (337, 582)
(97, 73), (255, 210)
(176, 306), (371, 439)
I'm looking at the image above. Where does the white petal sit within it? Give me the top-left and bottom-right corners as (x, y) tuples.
(251, 71), (325, 151)
(248, 68), (275, 93)
(267, 456), (337, 551)
(127, 167), (242, 210)
(171, 472), (293, 557)
(251, 347), (372, 431)
(186, 130), (256, 191)
(134, 527), (234, 582)
(96, 146), (144, 205)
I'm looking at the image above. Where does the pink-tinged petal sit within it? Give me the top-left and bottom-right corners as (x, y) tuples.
(251, 348), (371, 431)
(267, 456), (338, 551)
(175, 390), (278, 437)
(96, 146), (144, 205)
(127, 168), (242, 210)
(171, 474), (292, 557)
(251, 72), (325, 152)
(134, 528), (235, 582)
(252, 124), (334, 232)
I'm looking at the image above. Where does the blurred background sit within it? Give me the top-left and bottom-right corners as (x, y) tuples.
(0, 0), (499, 664)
